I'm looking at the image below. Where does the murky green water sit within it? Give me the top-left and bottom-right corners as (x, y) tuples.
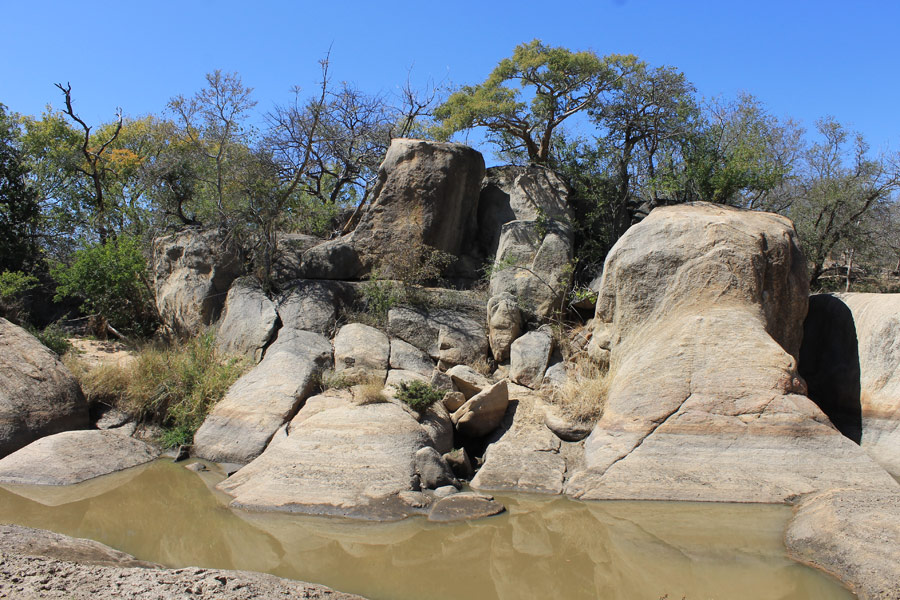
(0, 460), (853, 600)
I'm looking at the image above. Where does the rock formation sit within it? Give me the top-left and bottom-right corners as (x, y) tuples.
(215, 278), (279, 362)
(0, 318), (88, 457)
(567, 203), (899, 503)
(802, 292), (900, 476)
(152, 228), (241, 336)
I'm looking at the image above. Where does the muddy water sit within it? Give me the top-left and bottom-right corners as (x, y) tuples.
(0, 460), (853, 600)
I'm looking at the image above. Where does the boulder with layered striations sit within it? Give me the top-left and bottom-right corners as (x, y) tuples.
(193, 329), (333, 464)
(0, 318), (89, 457)
(567, 203), (898, 503)
(152, 228), (242, 336)
(217, 391), (437, 520)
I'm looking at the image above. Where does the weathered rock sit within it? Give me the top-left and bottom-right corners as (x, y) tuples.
(277, 280), (356, 336)
(152, 228), (241, 336)
(542, 403), (593, 442)
(217, 391), (435, 520)
(333, 323), (390, 376)
(0, 430), (158, 485)
(270, 232), (324, 282)
(389, 338), (435, 376)
(432, 485), (458, 499)
(568, 203), (897, 503)
(296, 238), (365, 280)
(446, 364), (490, 399)
(541, 361), (567, 391)
(802, 293), (900, 476)
(349, 139), (485, 273)
(414, 446), (457, 489)
(0, 525), (366, 600)
(509, 328), (553, 389)
(193, 329), (333, 464)
(385, 368), (429, 389)
(487, 292), (523, 362)
(478, 165), (572, 257)
(215, 278), (279, 362)
(451, 380), (509, 438)
(0, 318), (89, 457)
(786, 489), (900, 600)
(388, 306), (489, 367)
(0, 524), (154, 568)
(427, 492), (505, 522)
(443, 447), (474, 480)
(430, 369), (454, 392)
(473, 426), (568, 494)
(420, 401), (454, 454)
(442, 391), (466, 412)
(94, 406), (130, 430)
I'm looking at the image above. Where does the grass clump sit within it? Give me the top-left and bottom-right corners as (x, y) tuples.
(354, 381), (388, 405)
(68, 331), (250, 447)
(28, 323), (72, 356)
(394, 380), (443, 411)
(549, 354), (611, 424)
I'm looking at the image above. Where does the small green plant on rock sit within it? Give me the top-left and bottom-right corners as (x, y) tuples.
(394, 380), (443, 411)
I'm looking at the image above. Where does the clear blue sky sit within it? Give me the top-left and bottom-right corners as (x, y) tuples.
(2, 0), (897, 157)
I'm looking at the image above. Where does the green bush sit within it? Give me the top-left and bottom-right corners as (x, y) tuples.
(394, 380), (443, 411)
(51, 235), (158, 336)
(0, 270), (39, 322)
(27, 323), (72, 356)
(69, 331), (250, 447)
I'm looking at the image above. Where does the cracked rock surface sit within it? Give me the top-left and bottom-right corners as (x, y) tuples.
(567, 203), (899, 503)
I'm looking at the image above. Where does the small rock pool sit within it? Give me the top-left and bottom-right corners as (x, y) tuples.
(0, 459), (854, 600)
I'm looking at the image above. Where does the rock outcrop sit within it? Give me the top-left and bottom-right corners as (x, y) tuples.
(0, 430), (158, 485)
(152, 228), (241, 336)
(333, 323), (390, 380)
(786, 489), (900, 600)
(451, 380), (510, 438)
(567, 203), (898, 503)
(276, 279), (357, 336)
(802, 292), (900, 476)
(0, 318), (89, 457)
(349, 139), (485, 274)
(193, 329), (333, 464)
(387, 306), (489, 369)
(217, 391), (437, 519)
(509, 328), (553, 389)
(481, 166), (574, 319)
(486, 292), (522, 362)
(215, 278), (279, 362)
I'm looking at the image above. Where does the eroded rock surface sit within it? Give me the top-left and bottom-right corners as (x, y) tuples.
(218, 391), (436, 519)
(568, 203), (897, 503)
(215, 278), (279, 362)
(0, 318), (88, 457)
(388, 306), (488, 368)
(152, 228), (241, 336)
(786, 489), (900, 600)
(194, 329), (333, 464)
(0, 430), (158, 485)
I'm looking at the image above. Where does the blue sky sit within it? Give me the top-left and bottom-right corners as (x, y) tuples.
(2, 0), (897, 157)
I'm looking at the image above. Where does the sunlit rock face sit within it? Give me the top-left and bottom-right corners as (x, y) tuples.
(567, 203), (899, 503)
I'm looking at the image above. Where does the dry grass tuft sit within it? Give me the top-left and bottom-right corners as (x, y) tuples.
(353, 381), (388, 405)
(470, 354), (495, 377)
(65, 331), (250, 447)
(548, 353), (611, 425)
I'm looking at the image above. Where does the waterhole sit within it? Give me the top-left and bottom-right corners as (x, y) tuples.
(0, 460), (853, 600)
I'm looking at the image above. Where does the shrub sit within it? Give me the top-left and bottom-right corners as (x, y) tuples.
(70, 331), (250, 447)
(394, 380), (443, 411)
(51, 235), (158, 337)
(0, 270), (39, 322)
(27, 323), (72, 356)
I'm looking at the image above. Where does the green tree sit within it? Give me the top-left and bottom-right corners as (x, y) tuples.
(785, 118), (900, 288)
(434, 40), (637, 164)
(0, 104), (42, 273)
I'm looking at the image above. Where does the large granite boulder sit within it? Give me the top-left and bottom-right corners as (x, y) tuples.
(348, 139), (485, 273)
(567, 203), (898, 503)
(0, 429), (158, 485)
(217, 391), (437, 519)
(387, 306), (489, 368)
(333, 323), (390, 379)
(802, 292), (900, 476)
(486, 292), (523, 363)
(276, 280), (357, 336)
(509, 328), (553, 389)
(786, 489), (900, 600)
(481, 166), (574, 319)
(451, 380), (510, 438)
(0, 318), (89, 457)
(152, 228), (242, 336)
(215, 278), (279, 362)
(193, 329), (333, 464)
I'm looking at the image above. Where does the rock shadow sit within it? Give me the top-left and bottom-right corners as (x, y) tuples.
(798, 294), (862, 443)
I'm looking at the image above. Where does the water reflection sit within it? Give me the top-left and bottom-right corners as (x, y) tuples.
(0, 460), (853, 600)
